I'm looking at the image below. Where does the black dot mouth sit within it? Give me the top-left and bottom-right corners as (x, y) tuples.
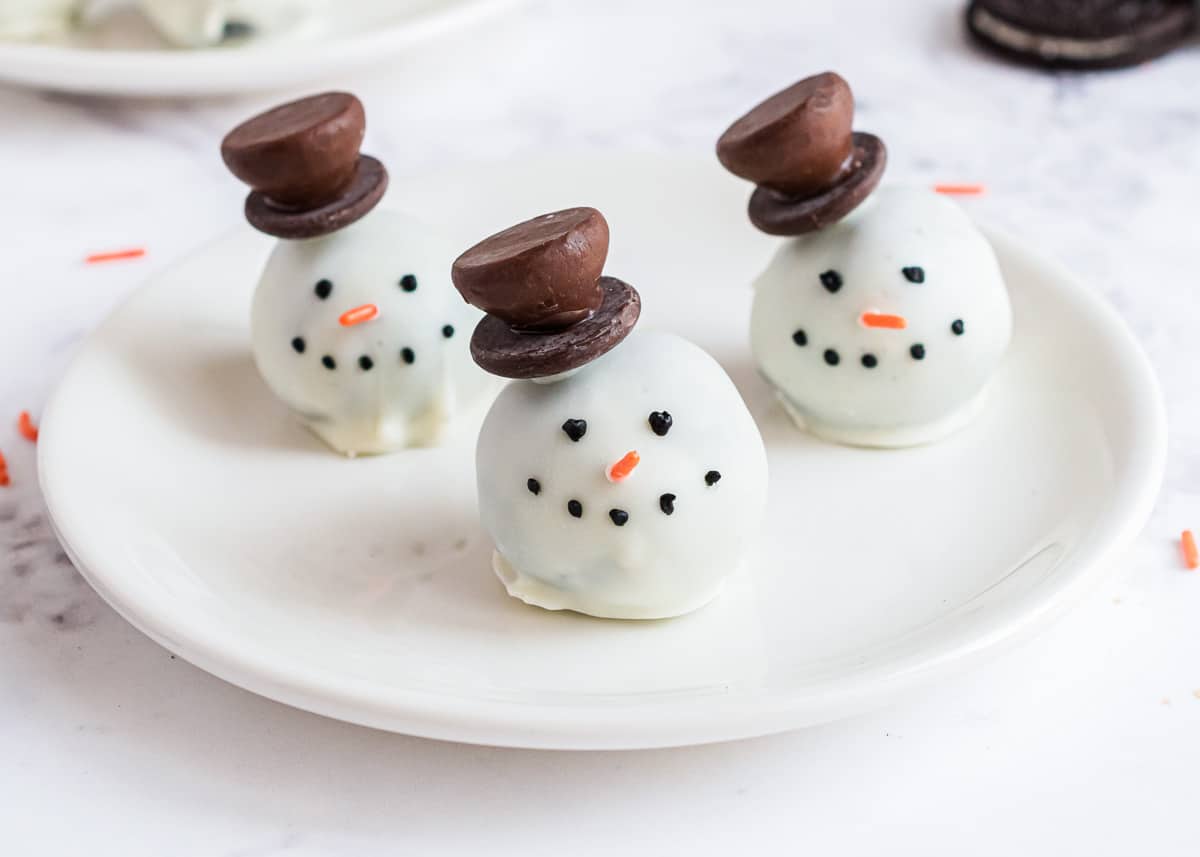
(321, 355), (336, 370)
(358, 355), (374, 371)
(400, 347), (416, 364)
(608, 509), (629, 526)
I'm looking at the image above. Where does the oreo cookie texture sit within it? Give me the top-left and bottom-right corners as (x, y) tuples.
(965, 0), (1198, 69)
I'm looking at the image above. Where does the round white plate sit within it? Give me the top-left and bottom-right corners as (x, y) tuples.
(0, 0), (513, 96)
(39, 154), (1166, 749)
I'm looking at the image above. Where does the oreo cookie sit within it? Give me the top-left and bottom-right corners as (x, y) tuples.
(965, 0), (1198, 70)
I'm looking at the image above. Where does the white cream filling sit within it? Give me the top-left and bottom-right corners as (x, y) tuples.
(971, 6), (1140, 61)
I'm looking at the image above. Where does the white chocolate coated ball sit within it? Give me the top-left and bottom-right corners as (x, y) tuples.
(751, 187), (1012, 447)
(251, 209), (493, 455)
(476, 332), (767, 620)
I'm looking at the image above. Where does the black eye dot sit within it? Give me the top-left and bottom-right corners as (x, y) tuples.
(862, 353), (878, 368)
(567, 499), (583, 518)
(824, 348), (840, 366)
(819, 269), (843, 293)
(400, 347), (416, 364)
(609, 509), (629, 526)
(442, 324), (455, 338)
(561, 419), (587, 442)
(902, 266), (925, 284)
(291, 336), (306, 354)
(399, 274), (418, 292)
(910, 343), (926, 360)
(648, 411), (673, 436)
(321, 355), (336, 370)
(792, 329), (808, 347)
(705, 470), (721, 486)
(659, 493), (676, 515)
(527, 478), (541, 496)
(314, 279), (332, 299)
(358, 355), (374, 371)
(951, 319), (965, 336)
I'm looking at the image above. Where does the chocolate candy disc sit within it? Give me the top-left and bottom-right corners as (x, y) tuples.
(468, 276), (641, 379)
(748, 132), (886, 236)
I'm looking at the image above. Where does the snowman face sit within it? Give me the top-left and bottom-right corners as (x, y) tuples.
(251, 210), (488, 452)
(750, 187), (1012, 445)
(476, 332), (767, 619)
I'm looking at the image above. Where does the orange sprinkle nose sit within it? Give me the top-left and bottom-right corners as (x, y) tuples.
(339, 304), (379, 327)
(860, 312), (907, 330)
(606, 450), (640, 483)
(1182, 530), (1198, 570)
(934, 184), (986, 196)
(17, 411), (38, 443)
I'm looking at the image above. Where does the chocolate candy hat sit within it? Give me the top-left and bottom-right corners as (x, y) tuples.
(452, 207), (641, 379)
(717, 72), (886, 236)
(221, 92), (388, 240)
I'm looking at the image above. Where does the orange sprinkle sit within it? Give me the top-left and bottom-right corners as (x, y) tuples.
(934, 184), (986, 196)
(17, 411), (37, 443)
(861, 312), (908, 330)
(606, 450), (640, 483)
(85, 247), (146, 264)
(1182, 530), (1198, 570)
(339, 303), (380, 327)
(0, 450), (8, 487)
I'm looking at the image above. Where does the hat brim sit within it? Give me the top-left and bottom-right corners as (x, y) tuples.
(244, 155), (388, 240)
(469, 277), (641, 379)
(748, 133), (886, 236)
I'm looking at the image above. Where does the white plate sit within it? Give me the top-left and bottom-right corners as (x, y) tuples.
(39, 154), (1166, 749)
(0, 0), (513, 96)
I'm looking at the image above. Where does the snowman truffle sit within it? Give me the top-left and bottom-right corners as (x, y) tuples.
(718, 72), (1012, 447)
(222, 92), (492, 455)
(453, 208), (767, 620)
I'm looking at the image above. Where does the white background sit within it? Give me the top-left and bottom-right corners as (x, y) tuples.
(2, 0), (1200, 854)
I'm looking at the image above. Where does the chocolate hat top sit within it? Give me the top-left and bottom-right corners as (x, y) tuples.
(221, 92), (388, 240)
(452, 207), (641, 379)
(717, 72), (886, 236)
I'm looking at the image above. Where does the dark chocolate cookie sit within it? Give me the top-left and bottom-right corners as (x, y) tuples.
(468, 276), (641, 379)
(965, 0), (1198, 70)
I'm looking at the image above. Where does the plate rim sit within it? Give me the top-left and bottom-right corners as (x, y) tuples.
(0, 0), (518, 96)
(37, 163), (1168, 750)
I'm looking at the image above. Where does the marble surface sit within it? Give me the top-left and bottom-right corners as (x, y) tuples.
(2, 0), (1199, 853)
